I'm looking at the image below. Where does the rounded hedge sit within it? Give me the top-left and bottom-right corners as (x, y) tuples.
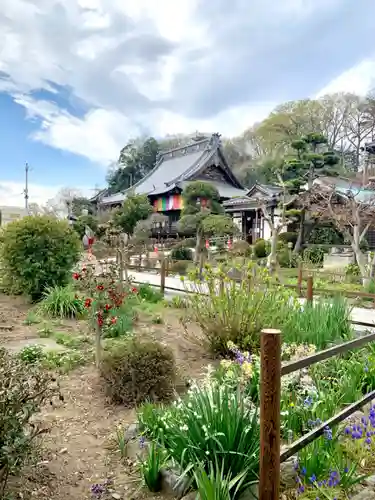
(100, 337), (176, 406)
(0, 215), (81, 300)
(170, 246), (193, 261)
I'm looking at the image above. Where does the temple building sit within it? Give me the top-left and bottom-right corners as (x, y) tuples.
(94, 133), (247, 236)
(223, 183), (295, 244)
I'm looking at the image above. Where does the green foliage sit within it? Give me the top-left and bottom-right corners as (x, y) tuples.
(107, 137), (160, 193)
(0, 348), (58, 496)
(170, 246), (193, 261)
(18, 344), (45, 364)
(138, 383), (260, 499)
(23, 311), (40, 325)
(253, 238), (269, 258)
(308, 224), (344, 245)
(279, 231), (298, 248)
(185, 264), (293, 354)
(73, 213), (99, 239)
(345, 263), (361, 278)
(178, 181), (223, 238)
(0, 215), (81, 301)
(303, 246), (325, 265)
(193, 462), (249, 500)
(283, 298), (352, 349)
(170, 260), (190, 275)
(113, 193), (152, 235)
(38, 284), (85, 318)
(139, 441), (168, 492)
(201, 214), (237, 237)
(229, 240), (252, 257)
(277, 247), (298, 268)
(100, 336), (177, 406)
(137, 283), (163, 303)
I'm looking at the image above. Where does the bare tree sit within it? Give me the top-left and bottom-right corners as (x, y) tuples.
(303, 182), (375, 286)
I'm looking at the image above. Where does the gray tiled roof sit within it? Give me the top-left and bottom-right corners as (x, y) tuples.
(100, 134), (243, 205)
(180, 180), (247, 199)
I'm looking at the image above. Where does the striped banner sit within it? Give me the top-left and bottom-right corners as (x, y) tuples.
(153, 194), (183, 212)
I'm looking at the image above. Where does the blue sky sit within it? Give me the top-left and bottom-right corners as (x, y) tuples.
(0, 0), (375, 207)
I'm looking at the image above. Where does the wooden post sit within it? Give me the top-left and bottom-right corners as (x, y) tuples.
(259, 329), (281, 500)
(165, 257), (169, 277)
(160, 258), (166, 295)
(297, 262), (303, 298)
(306, 275), (313, 304)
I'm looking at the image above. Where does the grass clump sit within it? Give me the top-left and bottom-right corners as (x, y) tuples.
(139, 442), (168, 492)
(38, 284), (85, 319)
(185, 263), (292, 355)
(282, 297), (352, 349)
(100, 336), (177, 406)
(138, 383), (260, 499)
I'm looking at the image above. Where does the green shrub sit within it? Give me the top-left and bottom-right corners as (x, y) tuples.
(253, 238), (269, 258)
(185, 264), (293, 355)
(138, 283), (163, 303)
(38, 284), (85, 318)
(0, 348), (58, 496)
(279, 231), (298, 248)
(303, 246), (325, 265)
(0, 215), (81, 301)
(169, 260), (189, 275)
(138, 383), (260, 499)
(100, 336), (177, 406)
(277, 248), (298, 268)
(170, 246), (193, 261)
(230, 240), (252, 257)
(18, 344), (45, 364)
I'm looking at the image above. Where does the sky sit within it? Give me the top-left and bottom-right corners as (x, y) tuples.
(1, 0), (375, 207)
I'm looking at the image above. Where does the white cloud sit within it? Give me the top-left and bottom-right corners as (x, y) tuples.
(0, 181), (60, 207)
(1, 0), (375, 168)
(0, 181), (92, 208)
(316, 59), (375, 97)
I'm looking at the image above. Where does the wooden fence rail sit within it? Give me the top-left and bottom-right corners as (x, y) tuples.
(259, 327), (375, 500)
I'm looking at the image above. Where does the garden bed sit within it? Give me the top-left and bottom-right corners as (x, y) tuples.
(0, 293), (208, 500)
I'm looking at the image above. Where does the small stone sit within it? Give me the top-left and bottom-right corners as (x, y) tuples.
(111, 494), (121, 500)
(365, 475), (375, 487)
(351, 489), (375, 500)
(161, 468), (189, 498)
(181, 492), (196, 500)
(59, 447), (68, 454)
(280, 457), (297, 488)
(124, 422), (139, 442)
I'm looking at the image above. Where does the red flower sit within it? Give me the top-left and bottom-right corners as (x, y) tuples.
(97, 312), (104, 327)
(131, 287), (138, 294)
(84, 298), (92, 308)
(96, 285), (104, 291)
(73, 273), (80, 280)
(105, 303), (112, 311)
(111, 317), (117, 324)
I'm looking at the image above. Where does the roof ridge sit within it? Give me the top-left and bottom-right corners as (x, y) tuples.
(167, 149), (215, 187)
(159, 136), (211, 157)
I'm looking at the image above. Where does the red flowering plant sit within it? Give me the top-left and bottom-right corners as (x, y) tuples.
(72, 262), (139, 366)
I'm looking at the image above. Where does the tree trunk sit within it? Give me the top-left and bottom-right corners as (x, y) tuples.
(195, 232), (202, 264)
(267, 230), (278, 274)
(293, 210), (305, 254)
(351, 229), (370, 287)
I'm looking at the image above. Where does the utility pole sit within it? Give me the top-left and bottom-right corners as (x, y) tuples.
(24, 162), (29, 212)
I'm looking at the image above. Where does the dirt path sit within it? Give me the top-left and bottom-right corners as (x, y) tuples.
(14, 366), (137, 500)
